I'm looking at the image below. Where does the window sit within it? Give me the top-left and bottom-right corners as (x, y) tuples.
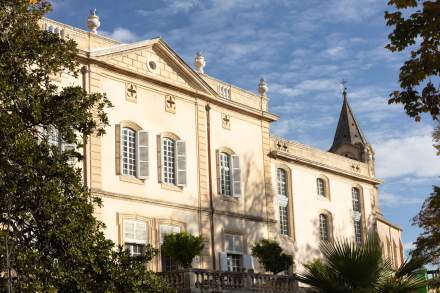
(162, 138), (175, 184)
(218, 151), (241, 197)
(160, 224), (181, 271)
(224, 234), (243, 272)
(123, 220), (147, 257)
(317, 178), (326, 197)
(122, 128), (136, 177)
(352, 188), (361, 212)
(161, 136), (186, 186)
(352, 187), (362, 244)
(220, 152), (232, 196)
(277, 168), (289, 236)
(319, 214), (329, 241)
(354, 220), (362, 244)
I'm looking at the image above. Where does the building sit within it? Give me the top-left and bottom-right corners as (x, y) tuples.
(40, 11), (404, 273)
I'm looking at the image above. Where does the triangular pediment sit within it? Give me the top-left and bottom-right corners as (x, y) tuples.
(90, 39), (215, 95)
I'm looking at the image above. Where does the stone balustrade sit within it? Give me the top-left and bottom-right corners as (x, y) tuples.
(159, 269), (298, 293)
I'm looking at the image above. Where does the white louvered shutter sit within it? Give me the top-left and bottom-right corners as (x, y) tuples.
(243, 255), (254, 271)
(219, 252), (228, 271)
(231, 155), (241, 197)
(175, 140), (187, 186)
(137, 130), (149, 179)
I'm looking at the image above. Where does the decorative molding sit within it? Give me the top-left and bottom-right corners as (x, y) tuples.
(270, 150), (382, 185)
(165, 95), (176, 114)
(91, 188), (276, 224)
(126, 83), (137, 102)
(221, 113), (231, 130)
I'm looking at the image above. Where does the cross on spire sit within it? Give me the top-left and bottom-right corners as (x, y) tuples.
(341, 79), (348, 99)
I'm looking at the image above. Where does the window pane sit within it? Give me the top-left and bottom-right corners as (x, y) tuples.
(352, 188), (360, 212)
(277, 169), (287, 196)
(319, 214), (329, 241)
(354, 220), (362, 244)
(122, 128), (136, 177)
(125, 243), (145, 257)
(227, 253), (242, 272)
(163, 138), (176, 184)
(220, 152), (232, 196)
(279, 205), (289, 235)
(317, 178), (325, 196)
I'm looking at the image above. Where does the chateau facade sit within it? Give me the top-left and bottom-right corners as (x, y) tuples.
(42, 14), (403, 273)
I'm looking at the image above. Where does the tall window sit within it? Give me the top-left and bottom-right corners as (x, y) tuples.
(160, 224), (181, 271)
(319, 214), (329, 241)
(163, 138), (176, 184)
(220, 152), (232, 196)
(122, 128), (136, 176)
(123, 220), (147, 257)
(224, 234), (243, 272)
(352, 187), (362, 244)
(277, 168), (289, 236)
(317, 178), (325, 197)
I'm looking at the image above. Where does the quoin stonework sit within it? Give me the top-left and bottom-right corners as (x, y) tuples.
(40, 12), (403, 273)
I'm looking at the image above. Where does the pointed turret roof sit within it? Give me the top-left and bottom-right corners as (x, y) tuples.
(329, 88), (367, 152)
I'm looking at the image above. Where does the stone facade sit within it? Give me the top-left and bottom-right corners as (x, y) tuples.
(41, 16), (404, 273)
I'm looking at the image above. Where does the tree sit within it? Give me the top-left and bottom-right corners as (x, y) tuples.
(0, 1), (172, 291)
(161, 232), (204, 269)
(385, 0), (440, 122)
(251, 239), (293, 275)
(411, 186), (440, 263)
(297, 234), (427, 293)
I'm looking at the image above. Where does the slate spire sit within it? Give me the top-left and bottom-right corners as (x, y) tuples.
(329, 85), (368, 162)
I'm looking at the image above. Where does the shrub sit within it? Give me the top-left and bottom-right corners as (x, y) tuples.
(251, 239), (293, 274)
(161, 232), (204, 269)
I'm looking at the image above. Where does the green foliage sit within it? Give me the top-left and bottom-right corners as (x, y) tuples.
(0, 1), (171, 292)
(251, 239), (293, 274)
(109, 245), (174, 293)
(412, 185), (440, 264)
(161, 232), (204, 268)
(385, 0), (440, 121)
(297, 233), (427, 293)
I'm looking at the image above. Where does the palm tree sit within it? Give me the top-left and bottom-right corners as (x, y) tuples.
(297, 233), (427, 293)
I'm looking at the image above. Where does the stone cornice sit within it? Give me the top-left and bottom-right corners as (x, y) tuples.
(377, 216), (402, 231)
(270, 150), (382, 185)
(91, 188), (276, 224)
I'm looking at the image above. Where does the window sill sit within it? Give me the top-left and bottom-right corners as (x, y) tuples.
(161, 183), (183, 192)
(119, 175), (145, 185)
(317, 195), (330, 201)
(219, 195), (239, 202)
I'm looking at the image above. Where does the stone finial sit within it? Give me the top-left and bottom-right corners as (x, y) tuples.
(87, 9), (101, 34)
(258, 78), (268, 97)
(194, 51), (206, 74)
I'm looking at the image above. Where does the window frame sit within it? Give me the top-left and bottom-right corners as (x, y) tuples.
(318, 211), (333, 242)
(277, 168), (289, 236)
(162, 137), (176, 185)
(220, 152), (232, 196)
(224, 233), (244, 272)
(122, 219), (148, 257)
(121, 127), (137, 177)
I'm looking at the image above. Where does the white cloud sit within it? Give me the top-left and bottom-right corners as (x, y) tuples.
(374, 126), (440, 179)
(108, 27), (139, 43)
(380, 192), (424, 207)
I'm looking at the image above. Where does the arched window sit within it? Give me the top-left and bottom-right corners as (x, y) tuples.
(277, 168), (289, 236)
(319, 213), (330, 241)
(352, 187), (362, 244)
(162, 137), (176, 184)
(122, 127), (136, 177)
(317, 178), (326, 197)
(220, 152), (232, 196)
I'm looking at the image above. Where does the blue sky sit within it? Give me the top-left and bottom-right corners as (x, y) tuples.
(49, 0), (439, 256)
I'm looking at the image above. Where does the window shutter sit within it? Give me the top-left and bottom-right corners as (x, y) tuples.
(175, 140), (187, 186)
(219, 252), (228, 271)
(216, 150), (220, 194)
(115, 124), (121, 175)
(243, 255), (254, 271)
(231, 155), (241, 197)
(136, 130), (149, 179)
(157, 135), (164, 183)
